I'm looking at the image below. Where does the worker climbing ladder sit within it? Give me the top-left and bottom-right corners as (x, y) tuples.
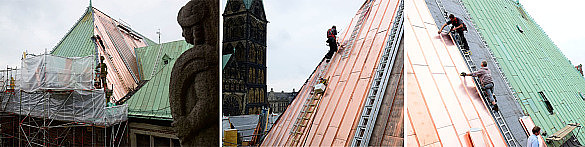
(433, 0), (519, 146)
(342, 0), (375, 58)
(350, 0), (403, 146)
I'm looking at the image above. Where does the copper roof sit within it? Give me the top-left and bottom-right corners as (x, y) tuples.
(50, 7), (157, 101)
(261, 0), (402, 146)
(405, 0), (506, 146)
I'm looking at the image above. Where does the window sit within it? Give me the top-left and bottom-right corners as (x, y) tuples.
(135, 134), (150, 147)
(154, 136), (171, 147)
(162, 54), (171, 65)
(538, 91), (554, 115)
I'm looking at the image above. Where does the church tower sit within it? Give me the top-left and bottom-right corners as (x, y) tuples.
(222, 0), (268, 115)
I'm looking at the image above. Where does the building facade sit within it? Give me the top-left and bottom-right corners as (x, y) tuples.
(222, 0), (268, 115)
(267, 88), (297, 114)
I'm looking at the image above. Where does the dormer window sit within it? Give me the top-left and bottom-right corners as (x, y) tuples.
(162, 54), (171, 65)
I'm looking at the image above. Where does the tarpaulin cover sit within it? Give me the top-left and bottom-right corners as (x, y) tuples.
(0, 54), (127, 126)
(20, 55), (94, 92)
(2, 90), (127, 126)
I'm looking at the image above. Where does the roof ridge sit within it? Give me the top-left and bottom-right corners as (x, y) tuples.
(50, 7), (94, 54)
(91, 7), (157, 45)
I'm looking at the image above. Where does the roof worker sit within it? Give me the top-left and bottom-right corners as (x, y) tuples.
(460, 60), (498, 111)
(96, 56), (112, 104)
(438, 14), (469, 51)
(527, 126), (541, 147)
(576, 64), (583, 76)
(96, 56), (108, 89)
(324, 26), (338, 62)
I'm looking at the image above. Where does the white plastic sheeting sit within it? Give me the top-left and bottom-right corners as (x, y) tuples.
(0, 54), (127, 126)
(20, 55), (94, 92)
(2, 90), (127, 126)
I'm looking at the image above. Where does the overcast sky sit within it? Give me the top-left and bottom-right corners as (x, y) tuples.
(244, 0), (585, 92)
(520, 0), (585, 67)
(0, 0), (189, 68)
(1, 1), (583, 92)
(221, 0), (365, 92)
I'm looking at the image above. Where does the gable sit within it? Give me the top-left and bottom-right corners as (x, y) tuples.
(50, 7), (95, 57)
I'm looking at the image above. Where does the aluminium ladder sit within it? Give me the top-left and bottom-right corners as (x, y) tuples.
(435, 2), (518, 146)
(342, 0), (375, 58)
(433, 0), (519, 146)
(350, 0), (404, 146)
(288, 58), (332, 146)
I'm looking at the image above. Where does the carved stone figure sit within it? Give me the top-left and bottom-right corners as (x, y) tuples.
(169, 0), (219, 146)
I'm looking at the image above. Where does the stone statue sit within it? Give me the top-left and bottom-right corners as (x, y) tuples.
(170, 0), (219, 146)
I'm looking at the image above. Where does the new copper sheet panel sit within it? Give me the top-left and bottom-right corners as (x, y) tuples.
(93, 9), (148, 100)
(405, 0), (506, 146)
(262, 0), (400, 146)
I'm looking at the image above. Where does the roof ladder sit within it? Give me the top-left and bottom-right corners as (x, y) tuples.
(350, 1), (403, 146)
(288, 60), (331, 146)
(433, 0), (518, 145)
(342, 0), (374, 59)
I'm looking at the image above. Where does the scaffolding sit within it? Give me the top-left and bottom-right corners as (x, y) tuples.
(0, 54), (129, 146)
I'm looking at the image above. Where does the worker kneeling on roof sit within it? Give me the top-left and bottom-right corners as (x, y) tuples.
(325, 25), (338, 62)
(460, 60), (498, 111)
(438, 14), (469, 51)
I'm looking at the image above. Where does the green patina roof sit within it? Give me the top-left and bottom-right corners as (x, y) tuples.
(50, 7), (95, 57)
(222, 54), (232, 69)
(135, 40), (192, 80)
(50, 7), (157, 58)
(463, 0), (585, 143)
(127, 40), (191, 120)
(243, 0), (253, 9)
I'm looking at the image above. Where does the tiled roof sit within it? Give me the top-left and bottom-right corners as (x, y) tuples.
(462, 0), (585, 144)
(261, 0), (402, 146)
(126, 40), (191, 120)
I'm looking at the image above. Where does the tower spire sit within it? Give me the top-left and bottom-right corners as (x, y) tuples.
(89, 0), (92, 8)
